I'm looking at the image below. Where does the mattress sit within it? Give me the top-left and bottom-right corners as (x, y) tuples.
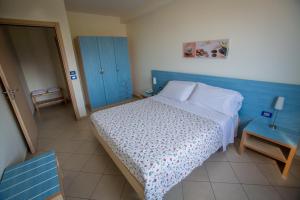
(91, 97), (234, 199)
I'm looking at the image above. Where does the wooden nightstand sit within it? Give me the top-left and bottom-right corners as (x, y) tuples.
(135, 91), (153, 99)
(141, 92), (153, 98)
(239, 119), (300, 178)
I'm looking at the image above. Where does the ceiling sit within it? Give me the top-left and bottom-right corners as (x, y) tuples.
(64, 0), (173, 20)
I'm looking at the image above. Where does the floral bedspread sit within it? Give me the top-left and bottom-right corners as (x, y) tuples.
(91, 98), (222, 200)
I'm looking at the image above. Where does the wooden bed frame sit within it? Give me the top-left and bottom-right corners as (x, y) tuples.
(91, 122), (145, 199)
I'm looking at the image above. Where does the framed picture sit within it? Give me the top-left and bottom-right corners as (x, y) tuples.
(183, 42), (196, 58)
(183, 39), (229, 58)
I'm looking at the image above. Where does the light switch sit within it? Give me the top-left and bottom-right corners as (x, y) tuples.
(153, 77), (157, 85)
(261, 111), (273, 118)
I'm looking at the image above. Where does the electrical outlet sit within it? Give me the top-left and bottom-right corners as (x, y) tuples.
(261, 111), (273, 118)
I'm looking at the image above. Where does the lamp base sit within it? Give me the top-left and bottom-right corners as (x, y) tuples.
(269, 124), (277, 130)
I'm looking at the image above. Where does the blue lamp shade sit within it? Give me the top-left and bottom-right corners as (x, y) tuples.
(274, 96), (285, 111)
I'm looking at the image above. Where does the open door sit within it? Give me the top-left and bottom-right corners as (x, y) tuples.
(0, 28), (38, 153)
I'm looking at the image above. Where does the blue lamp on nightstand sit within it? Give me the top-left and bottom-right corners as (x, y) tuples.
(269, 96), (285, 130)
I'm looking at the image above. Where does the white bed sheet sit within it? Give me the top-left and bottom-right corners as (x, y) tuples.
(152, 95), (238, 150)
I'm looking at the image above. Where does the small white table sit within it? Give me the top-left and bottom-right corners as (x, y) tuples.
(239, 119), (300, 178)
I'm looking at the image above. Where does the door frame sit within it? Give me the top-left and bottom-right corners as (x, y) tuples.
(0, 18), (81, 119)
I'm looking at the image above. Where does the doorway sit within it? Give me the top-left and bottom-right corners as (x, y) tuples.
(0, 18), (80, 119)
(0, 18), (80, 153)
(3, 25), (70, 116)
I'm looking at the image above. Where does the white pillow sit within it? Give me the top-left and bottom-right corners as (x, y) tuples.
(188, 83), (244, 116)
(158, 81), (196, 101)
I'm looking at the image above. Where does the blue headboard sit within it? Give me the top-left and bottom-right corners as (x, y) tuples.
(152, 70), (300, 133)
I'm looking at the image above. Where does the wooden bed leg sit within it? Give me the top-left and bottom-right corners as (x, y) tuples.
(57, 159), (64, 196)
(47, 193), (64, 200)
(35, 103), (40, 115)
(32, 95), (40, 114)
(61, 89), (67, 104)
(282, 147), (296, 179)
(239, 131), (247, 154)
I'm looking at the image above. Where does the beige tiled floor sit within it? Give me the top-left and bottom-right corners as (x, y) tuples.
(33, 104), (300, 200)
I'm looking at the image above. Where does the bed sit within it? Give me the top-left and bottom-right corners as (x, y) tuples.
(90, 81), (243, 200)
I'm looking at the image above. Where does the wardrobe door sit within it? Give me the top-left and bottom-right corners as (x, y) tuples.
(78, 37), (107, 109)
(97, 37), (120, 104)
(113, 37), (133, 100)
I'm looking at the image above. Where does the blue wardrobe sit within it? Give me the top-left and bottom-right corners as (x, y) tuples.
(78, 36), (132, 110)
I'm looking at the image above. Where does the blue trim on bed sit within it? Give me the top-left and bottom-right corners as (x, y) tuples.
(152, 70), (300, 134)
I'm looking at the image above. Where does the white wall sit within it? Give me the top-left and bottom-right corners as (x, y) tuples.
(127, 0), (300, 93)
(0, 0), (87, 117)
(8, 26), (68, 103)
(67, 11), (127, 38)
(0, 86), (27, 177)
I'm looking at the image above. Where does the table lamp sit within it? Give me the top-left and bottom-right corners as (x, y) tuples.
(269, 96), (285, 130)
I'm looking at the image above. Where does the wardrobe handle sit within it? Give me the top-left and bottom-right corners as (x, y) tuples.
(100, 68), (104, 74)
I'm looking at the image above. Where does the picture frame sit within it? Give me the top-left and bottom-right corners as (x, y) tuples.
(183, 39), (229, 58)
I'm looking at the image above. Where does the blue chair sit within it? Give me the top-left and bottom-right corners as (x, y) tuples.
(0, 151), (64, 200)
